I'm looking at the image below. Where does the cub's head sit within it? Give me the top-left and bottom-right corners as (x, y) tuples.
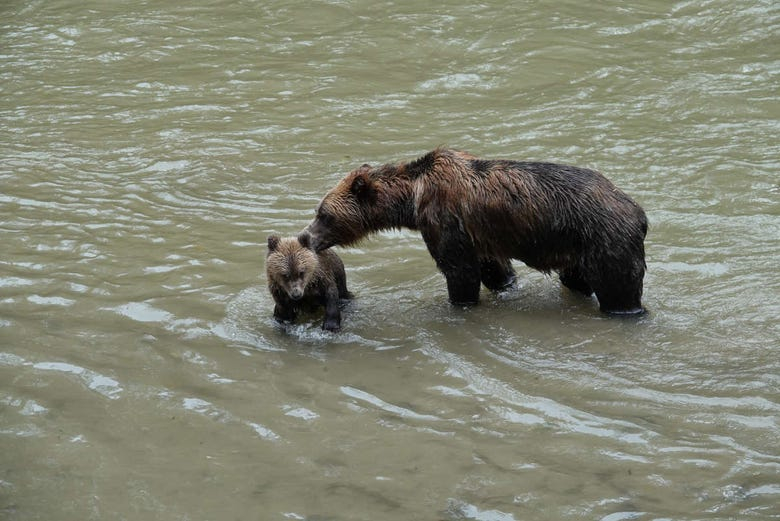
(266, 234), (319, 300)
(301, 164), (378, 252)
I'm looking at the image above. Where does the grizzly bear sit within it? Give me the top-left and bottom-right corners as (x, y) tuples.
(301, 147), (647, 314)
(266, 234), (352, 331)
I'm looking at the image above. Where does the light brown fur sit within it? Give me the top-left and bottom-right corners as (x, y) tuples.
(266, 235), (351, 331)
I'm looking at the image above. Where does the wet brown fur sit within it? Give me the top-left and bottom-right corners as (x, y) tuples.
(302, 147), (647, 314)
(266, 234), (351, 331)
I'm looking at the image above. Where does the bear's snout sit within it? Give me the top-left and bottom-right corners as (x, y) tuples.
(288, 286), (305, 300)
(300, 226), (331, 253)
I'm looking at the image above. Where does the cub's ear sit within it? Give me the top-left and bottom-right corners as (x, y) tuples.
(297, 232), (311, 249)
(350, 171), (375, 201)
(267, 234), (281, 252)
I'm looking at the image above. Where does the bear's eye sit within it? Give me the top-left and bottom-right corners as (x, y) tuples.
(317, 209), (333, 226)
(298, 269), (305, 278)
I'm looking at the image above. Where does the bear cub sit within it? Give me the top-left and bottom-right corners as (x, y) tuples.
(266, 234), (351, 331)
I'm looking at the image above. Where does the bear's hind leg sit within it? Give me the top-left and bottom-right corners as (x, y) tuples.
(595, 290), (645, 315)
(559, 268), (593, 296)
(592, 270), (645, 315)
(480, 258), (517, 291)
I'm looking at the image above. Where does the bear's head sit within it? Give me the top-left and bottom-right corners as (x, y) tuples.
(266, 234), (319, 300)
(302, 164), (377, 252)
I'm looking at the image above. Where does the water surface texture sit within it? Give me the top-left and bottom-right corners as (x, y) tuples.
(1, 1), (779, 520)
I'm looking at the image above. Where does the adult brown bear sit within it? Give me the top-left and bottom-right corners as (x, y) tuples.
(301, 147), (647, 314)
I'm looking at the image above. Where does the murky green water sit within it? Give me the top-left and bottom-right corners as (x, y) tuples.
(1, 1), (778, 520)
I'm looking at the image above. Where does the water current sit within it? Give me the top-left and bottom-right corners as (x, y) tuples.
(1, 1), (778, 520)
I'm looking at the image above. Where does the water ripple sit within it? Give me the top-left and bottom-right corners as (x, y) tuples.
(1, 1), (778, 519)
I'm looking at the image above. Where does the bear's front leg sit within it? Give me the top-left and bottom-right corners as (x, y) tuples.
(480, 258), (517, 291)
(272, 290), (298, 323)
(424, 228), (482, 306)
(321, 288), (342, 332)
(273, 302), (297, 323)
(444, 269), (482, 306)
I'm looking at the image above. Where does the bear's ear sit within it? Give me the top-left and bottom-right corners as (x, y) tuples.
(297, 232), (311, 249)
(350, 171), (374, 201)
(267, 234), (281, 252)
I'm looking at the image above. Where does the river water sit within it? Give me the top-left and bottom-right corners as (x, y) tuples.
(1, 1), (778, 520)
